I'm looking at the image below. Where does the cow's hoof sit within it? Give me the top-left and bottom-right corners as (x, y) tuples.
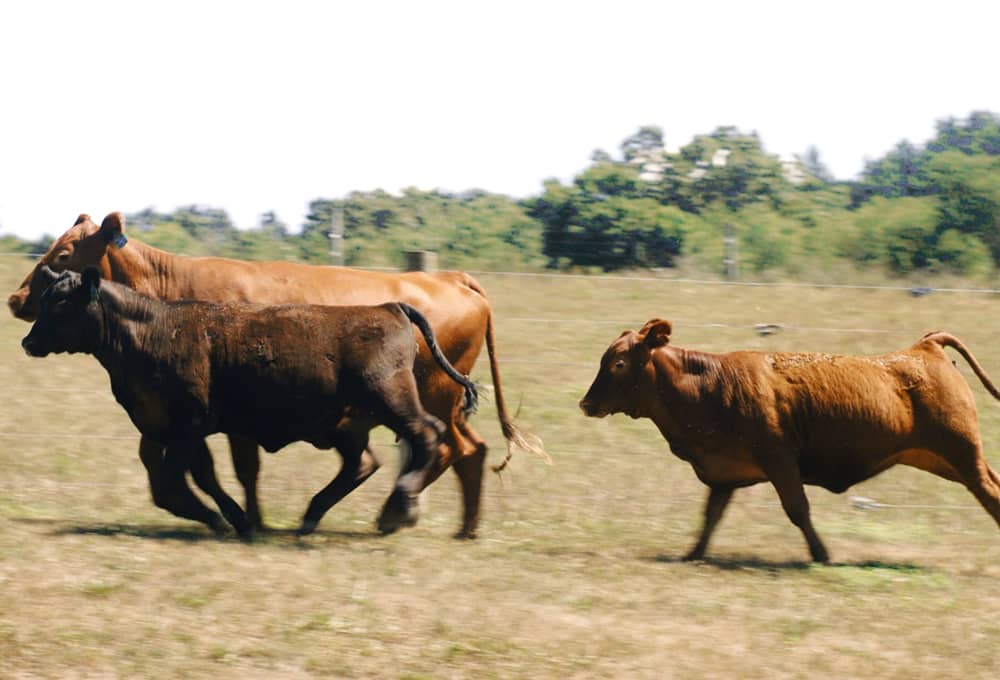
(682, 549), (705, 562)
(297, 519), (319, 536)
(377, 491), (419, 534)
(208, 514), (229, 536)
(453, 528), (478, 540)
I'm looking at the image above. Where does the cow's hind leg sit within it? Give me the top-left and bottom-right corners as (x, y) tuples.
(228, 434), (264, 531)
(297, 431), (374, 536)
(187, 439), (252, 539)
(683, 486), (735, 561)
(374, 372), (447, 534)
(760, 455), (830, 563)
(942, 440), (1000, 529)
(139, 435), (226, 534)
(377, 413), (444, 534)
(453, 418), (489, 539)
(415, 420), (484, 538)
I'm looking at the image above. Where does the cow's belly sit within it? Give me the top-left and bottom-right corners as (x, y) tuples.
(794, 409), (918, 491)
(798, 446), (903, 492)
(217, 399), (350, 453)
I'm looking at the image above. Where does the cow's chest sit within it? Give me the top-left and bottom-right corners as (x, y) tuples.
(110, 369), (208, 441)
(668, 436), (768, 487)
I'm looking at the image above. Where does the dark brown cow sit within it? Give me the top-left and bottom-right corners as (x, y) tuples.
(580, 319), (1000, 562)
(9, 212), (541, 537)
(22, 266), (479, 536)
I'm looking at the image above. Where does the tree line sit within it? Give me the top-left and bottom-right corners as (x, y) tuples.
(6, 111), (999, 279)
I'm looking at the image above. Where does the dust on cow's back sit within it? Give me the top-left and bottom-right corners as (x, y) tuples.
(766, 351), (925, 374)
(765, 352), (837, 372)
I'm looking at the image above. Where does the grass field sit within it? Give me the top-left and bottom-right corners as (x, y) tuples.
(2, 256), (1000, 679)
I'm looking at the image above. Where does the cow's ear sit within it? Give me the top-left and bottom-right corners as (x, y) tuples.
(82, 267), (102, 301)
(99, 212), (127, 247)
(639, 318), (672, 348)
(74, 214), (91, 226)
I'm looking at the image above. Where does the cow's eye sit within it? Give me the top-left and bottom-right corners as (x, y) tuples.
(613, 359), (626, 371)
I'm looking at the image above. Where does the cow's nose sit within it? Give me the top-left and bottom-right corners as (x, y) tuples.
(8, 292), (23, 316)
(21, 336), (41, 357)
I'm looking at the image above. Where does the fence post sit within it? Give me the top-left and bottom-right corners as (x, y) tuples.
(724, 222), (738, 280)
(329, 208), (344, 266)
(404, 250), (437, 272)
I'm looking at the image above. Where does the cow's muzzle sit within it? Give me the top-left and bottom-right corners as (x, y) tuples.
(21, 335), (48, 357)
(579, 398), (608, 418)
(8, 291), (25, 318)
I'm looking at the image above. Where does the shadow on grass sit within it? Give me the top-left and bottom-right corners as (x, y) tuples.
(649, 553), (930, 573)
(12, 517), (382, 545)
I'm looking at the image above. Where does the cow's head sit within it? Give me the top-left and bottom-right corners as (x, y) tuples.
(21, 266), (104, 358)
(7, 212), (126, 321)
(579, 318), (672, 419)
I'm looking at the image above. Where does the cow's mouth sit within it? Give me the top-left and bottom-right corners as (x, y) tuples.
(579, 400), (609, 418)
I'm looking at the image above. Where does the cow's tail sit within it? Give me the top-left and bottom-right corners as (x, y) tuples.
(923, 331), (1000, 400)
(463, 278), (550, 474)
(397, 303), (479, 416)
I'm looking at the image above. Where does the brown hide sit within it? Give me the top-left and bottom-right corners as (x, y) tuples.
(9, 213), (536, 536)
(22, 270), (469, 535)
(580, 319), (1000, 562)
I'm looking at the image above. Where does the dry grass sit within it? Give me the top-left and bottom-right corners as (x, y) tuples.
(2, 258), (1000, 678)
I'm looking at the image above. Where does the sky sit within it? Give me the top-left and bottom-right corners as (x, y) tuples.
(1, 0), (997, 240)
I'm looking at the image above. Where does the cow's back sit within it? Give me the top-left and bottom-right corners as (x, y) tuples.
(179, 260), (484, 339)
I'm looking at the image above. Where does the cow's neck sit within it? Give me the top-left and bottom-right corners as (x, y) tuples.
(104, 240), (190, 302)
(646, 347), (723, 444)
(90, 284), (166, 374)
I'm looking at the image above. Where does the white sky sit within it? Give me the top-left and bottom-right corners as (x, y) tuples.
(1, 0), (997, 239)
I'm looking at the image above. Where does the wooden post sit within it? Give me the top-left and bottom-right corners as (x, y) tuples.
(329, 208), (344, 266)
(724, 222), (738, 280)
(404, 250), (437, 272)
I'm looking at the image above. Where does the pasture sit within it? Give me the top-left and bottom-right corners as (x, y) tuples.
(2, 255), (1000, 679)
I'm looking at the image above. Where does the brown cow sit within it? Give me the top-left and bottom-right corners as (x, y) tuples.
(580, 319), (1000, 562)
(22, 266), (479, 536)
(9, 212), (541, 537)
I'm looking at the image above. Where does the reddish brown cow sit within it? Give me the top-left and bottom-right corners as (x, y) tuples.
(22, 267), (479, 536)
(580, 319), (1000, 562)
(9, 212), (541, 537)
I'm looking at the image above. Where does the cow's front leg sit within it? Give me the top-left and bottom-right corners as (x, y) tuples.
(186, 439), (252, 539)
(761, 457), (829, 563)
(683, 486), (734, 561)
(139, 435), (226, 533)
(297, 433), (376, 536)
(227, 433), (264, 531)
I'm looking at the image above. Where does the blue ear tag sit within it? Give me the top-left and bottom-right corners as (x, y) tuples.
(113, 233), (128, 248)
(90, 285), (100, 303)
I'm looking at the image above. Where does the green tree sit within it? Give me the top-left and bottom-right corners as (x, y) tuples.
(850, 141), (935, 206)
(927, 151), (1000, 263)
(620, 125), (665, 162)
